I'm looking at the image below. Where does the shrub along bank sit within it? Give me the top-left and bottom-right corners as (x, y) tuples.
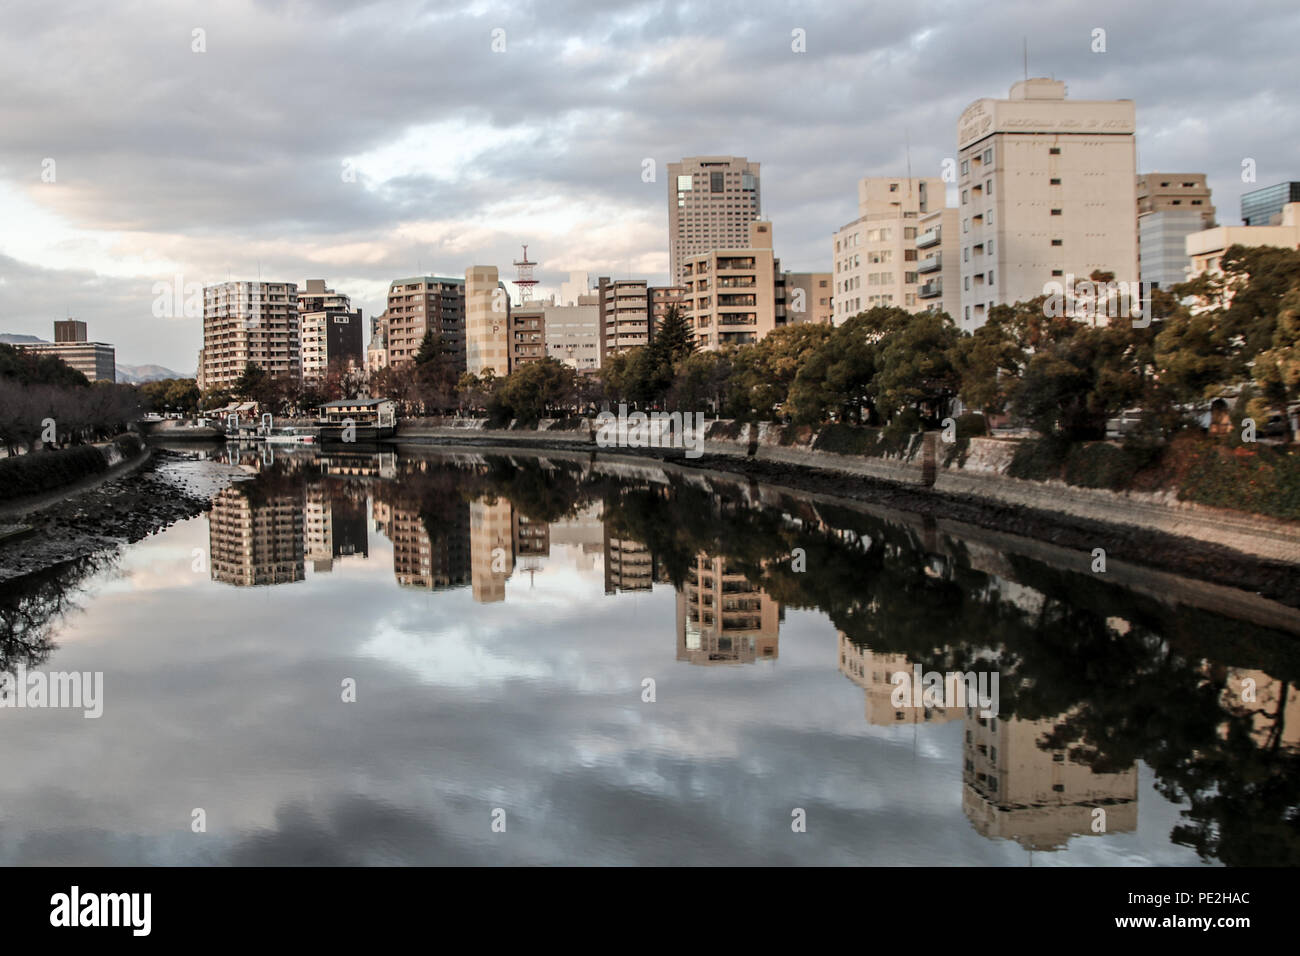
(0, 435), (144, 504)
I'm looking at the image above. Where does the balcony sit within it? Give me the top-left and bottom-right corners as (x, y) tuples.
(916, 227), (941, 249)
(918, 278), (943, 299)
(917, 253), (941, 274)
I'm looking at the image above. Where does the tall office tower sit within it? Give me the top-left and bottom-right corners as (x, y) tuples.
(832, 177), (944, 324)
(381, 275), (466, 369)
(675, 551), (781, 665)
(668, 156), (761, 287)
(596, 276), (650, 358)
(200, 280), (300, 391)
(1241, 181), (1300, 226)
(956, 78), (1138, 329)
(465, 265), (509, 377)
(680, 220), (778, 350)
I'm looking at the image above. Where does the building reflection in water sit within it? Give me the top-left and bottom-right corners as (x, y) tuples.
(675, 552), (781, 665)
(837, 634), (958, 725)
(208, 486), (305, 586)
(469, 498), (515, 603)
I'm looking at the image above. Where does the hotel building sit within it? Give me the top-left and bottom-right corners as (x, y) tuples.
(956, 78), (1138, 329)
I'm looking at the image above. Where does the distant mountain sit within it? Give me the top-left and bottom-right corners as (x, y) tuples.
(117, 364), (188, 383)
(0, 333), (47, 344)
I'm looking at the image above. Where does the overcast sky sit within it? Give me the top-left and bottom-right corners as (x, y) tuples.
(1, 0), (1297, 372)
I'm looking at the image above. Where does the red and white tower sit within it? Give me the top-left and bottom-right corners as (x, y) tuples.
(513, 244), (538, 302)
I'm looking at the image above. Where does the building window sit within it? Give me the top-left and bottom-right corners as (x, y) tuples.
(962, 189), (968, 205)
(960, 159), (969, 176)
(988, 270), (993, 284)
(1051, 269), (1063, 276)
(1049, 147), (1061, 155)
(982, 148), (992, 164)
(963, 247), (969, 262)
(987, 240), (993, 255)
(1051, 238), (1063, 246)
(1050, 177), (1061, 185)
(1050, 209), (1062, 216)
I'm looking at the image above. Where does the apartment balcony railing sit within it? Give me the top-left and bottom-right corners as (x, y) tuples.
(918, 278), (943, 299)
(916, 227), (941, 249)
(917, 253), (942, 274)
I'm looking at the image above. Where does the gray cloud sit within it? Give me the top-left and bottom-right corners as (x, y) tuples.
(1, 0), (1297, 369)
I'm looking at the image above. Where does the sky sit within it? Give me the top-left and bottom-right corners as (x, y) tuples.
(0, 0), (1297, 372)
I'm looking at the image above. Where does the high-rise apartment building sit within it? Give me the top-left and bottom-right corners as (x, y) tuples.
(956, 79), (1138, 329)
(200, 281), (300, 391)
(465, 266), (509, 377)
(832, 177), (943, 324)
(298, 280), (363, 385)
(1241, 181), (1300, 226)
(380, 276), (466, 370)
(680, 220), (778, 350)
(596, 277), (650, 357)
(668, 156), (761, 287)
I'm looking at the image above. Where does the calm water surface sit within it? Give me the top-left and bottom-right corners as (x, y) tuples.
(1, 446), (1296, 866)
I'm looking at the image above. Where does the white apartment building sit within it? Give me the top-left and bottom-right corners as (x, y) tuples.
(831, 177), (944, 324)
(956, 78), (1138, 330)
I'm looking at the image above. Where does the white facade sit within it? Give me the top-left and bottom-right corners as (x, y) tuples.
(956, 79), (1138, 329)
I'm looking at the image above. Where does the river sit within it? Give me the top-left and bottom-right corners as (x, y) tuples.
(0, 445), (1296, 865)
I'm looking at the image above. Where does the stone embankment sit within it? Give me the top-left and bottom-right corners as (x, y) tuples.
(393, 419), (1300, 570)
